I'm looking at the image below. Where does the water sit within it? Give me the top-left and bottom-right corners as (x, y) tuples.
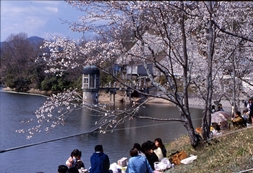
(0, 89), (203, 173)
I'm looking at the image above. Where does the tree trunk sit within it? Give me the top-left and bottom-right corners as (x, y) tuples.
(202, 2), (215, 140)
(182, 113), (200, 148)
(179, 2), (200, 148)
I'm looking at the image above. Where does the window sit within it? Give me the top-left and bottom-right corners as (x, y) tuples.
(83, 76), (89, 89)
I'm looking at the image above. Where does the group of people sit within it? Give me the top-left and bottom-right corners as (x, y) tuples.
(210, 99), (253, 129)
(215, 98), (253, 129)
(211, 103), (224, 113)
(57, 138), (167, 173)
(127, 138), (167, 173)
(57, 145), (110, 173)
(230, 97), (253, 128)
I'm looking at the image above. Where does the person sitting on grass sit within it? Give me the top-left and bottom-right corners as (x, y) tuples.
(231, 111), (246, 128)
(126, 148), (153, 173)
(242, 108), (249, 124)
(66, 167), (79, 173)
(133, 143), (145, 157)
(142, 141), (159, 170)
(154, 138), (167, 158)
(66, 149), (83, 168)
(90, 145), (110, 173)
(58, 165), (68, 173)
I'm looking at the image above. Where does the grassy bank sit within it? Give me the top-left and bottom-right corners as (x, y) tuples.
(165, 127), (253, 173)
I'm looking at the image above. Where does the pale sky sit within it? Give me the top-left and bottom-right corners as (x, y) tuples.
(1, 0), (86, 42)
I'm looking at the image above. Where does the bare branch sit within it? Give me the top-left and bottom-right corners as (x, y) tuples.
(212, 20), (253, 43)
(137, 116), (185, 122)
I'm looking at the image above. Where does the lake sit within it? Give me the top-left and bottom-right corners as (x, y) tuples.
(0, 89), (203, 173)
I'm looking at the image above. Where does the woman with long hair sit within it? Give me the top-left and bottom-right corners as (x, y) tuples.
(154, 138), (167, 157)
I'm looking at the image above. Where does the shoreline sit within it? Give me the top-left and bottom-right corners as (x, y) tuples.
(1, 87), (233, 110)
(0, 87), (50, 98)
(0, 87), (175, 105)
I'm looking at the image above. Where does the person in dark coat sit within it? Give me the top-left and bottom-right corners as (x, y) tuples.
(66, 167), (79, 173)
(90, 145), (110, 173)
(58, 165), (68, 173)
(142, 141), (159, 170)
(249, 98), (253, 124)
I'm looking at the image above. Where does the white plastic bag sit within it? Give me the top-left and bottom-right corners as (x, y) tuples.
(180, 155), (197, 164)
(161, 158), (172, 168)
(109, 162), (119, 173)
(154, 158), (172, 170)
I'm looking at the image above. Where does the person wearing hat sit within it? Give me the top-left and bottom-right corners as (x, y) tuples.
(90, 145), (110, 173)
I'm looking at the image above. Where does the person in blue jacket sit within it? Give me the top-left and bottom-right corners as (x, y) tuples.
(126, 148), (153, 173)
(90, 145), (110, 173)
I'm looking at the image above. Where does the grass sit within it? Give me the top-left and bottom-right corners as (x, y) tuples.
(164, 126), (253, 173)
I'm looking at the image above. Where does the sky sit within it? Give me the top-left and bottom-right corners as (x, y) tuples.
(1, 0), (87, 42)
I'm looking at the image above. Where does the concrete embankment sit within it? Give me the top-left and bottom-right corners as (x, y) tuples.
(0, 87), (239, 112)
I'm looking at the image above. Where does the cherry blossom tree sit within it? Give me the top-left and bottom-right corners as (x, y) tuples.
(19, 1), (253, 148)
(182, 1), (253, 139)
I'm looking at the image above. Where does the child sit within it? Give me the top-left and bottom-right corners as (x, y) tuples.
(66, 149), (82, 168)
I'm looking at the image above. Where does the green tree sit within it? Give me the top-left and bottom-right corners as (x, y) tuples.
(0, 33), (44, 91)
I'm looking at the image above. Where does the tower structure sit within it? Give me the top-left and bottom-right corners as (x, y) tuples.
(82, 65), (100, 104)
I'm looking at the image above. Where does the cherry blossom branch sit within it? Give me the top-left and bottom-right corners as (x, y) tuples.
(212, 20), (253, 43)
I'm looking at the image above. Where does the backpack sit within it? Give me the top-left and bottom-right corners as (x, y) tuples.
(170, 151), (187, 165)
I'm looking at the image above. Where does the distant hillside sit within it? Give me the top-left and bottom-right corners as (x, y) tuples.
(0, 36), (44, 49)
(27, 36), (44, 45)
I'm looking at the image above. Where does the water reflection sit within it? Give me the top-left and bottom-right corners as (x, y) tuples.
(0, 90), (203, 173)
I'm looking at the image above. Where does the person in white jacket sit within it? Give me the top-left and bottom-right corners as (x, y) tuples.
(154, 138), (167, 159)
(154, 147), (164, 161)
